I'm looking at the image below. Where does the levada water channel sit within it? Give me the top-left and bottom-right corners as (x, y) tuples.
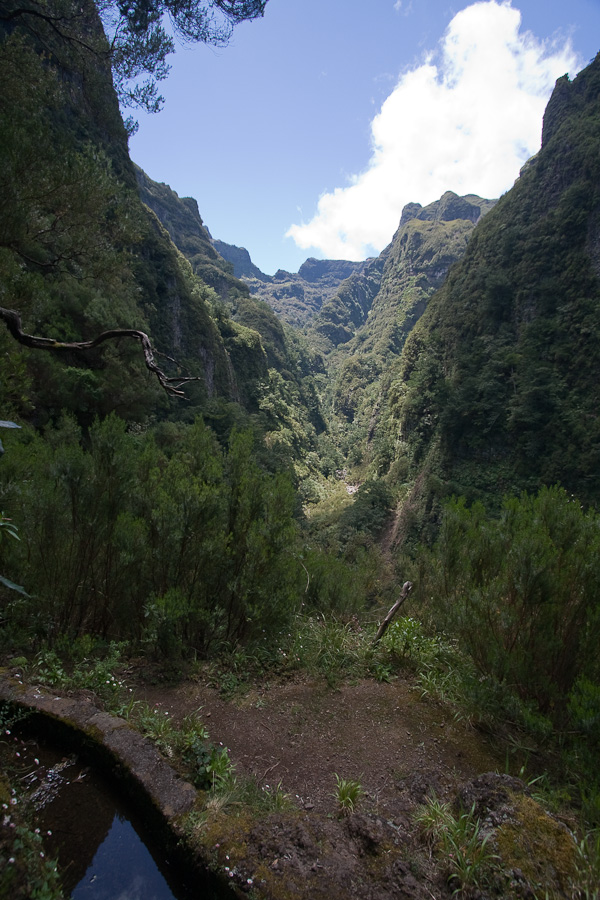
(1, 714), (236, 900)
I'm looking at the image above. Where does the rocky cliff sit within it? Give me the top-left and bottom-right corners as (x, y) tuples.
(313, 192), (495, 356)
(214, 240), (370, 328)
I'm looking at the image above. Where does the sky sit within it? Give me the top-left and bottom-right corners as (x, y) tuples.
(129, 0), (600, 276)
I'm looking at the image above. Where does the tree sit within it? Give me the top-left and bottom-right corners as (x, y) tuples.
(1, 0), (269, 115)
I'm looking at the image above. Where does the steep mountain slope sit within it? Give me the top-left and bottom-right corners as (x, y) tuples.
(311, 253), (387, 350)
(312, 192), (495, 356)
(309, 193), (494, 474)
(385, 52), (600, 533)
(136, 167), (250, 301)
(0, 8), (267, 425)
(0, 2), (333, 662)
(357, 193), (496, 358)
(136, 168), (327, 444)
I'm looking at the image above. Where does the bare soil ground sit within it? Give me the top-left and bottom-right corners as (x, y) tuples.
(132, 672), (530, 900)
(137, 675), (501, 817)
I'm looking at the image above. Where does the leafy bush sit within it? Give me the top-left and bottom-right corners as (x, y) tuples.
(381, 616), (437, 663)
(0, 416), (305, 654)
(337, 479), (393, 542)
(421, 486), (600, 716)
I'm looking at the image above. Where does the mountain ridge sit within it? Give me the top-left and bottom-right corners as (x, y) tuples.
(215, 238), (371, 329)
(382, 52), (600, 536)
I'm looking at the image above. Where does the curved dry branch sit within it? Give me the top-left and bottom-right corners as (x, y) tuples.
(0, 306), (199, 397)
(373, 581), (413, 645)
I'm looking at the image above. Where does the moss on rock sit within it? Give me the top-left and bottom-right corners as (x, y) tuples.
(495, 792), (577, 896)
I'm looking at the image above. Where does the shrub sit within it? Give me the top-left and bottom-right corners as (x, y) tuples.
(0, 416), (305, 654)
(421, 486), (600, 716)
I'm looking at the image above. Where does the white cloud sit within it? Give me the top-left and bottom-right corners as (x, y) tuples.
(287, 1), (580, 261)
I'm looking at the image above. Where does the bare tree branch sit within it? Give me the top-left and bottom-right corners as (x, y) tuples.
(373, 581), (413, 645)
(0, 306), (200, 397)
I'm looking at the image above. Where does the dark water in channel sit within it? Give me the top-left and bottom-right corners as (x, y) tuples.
(11, 737), (205, 900)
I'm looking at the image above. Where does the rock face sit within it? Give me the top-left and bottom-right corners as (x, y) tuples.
(311, 254), (387, 348)
(399, 191), (495, 227)
(136, 167), (323, 411)
(213, 239), (266, 281)
(540, 53), (600, 149)
(136, 166), (251, 301)
(297, 258), (364, 284)
(214, 243), (370, 328)
(367, 192), (495, 350)
(312, 192), (495, 355)
(455, 773), (577, 897)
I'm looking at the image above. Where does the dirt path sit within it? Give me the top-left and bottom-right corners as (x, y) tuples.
(136, 676), (501, 816)
(131, 673), (516, 899)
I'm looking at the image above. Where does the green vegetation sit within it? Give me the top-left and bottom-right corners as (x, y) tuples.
(0, 416), (305, 651)
(333, 775), (363, 816)
(384, 54), (600, 521)
(419, 486), (600, 716)
(2, 5), (600, 897)
(0, 816), (63, 900)
(414, 797), (499, 896)
(405, 487), (600, 827)
(1, 707), (64, 900)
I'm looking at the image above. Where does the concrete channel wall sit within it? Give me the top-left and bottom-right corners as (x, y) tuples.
(0, 672), (238, 899)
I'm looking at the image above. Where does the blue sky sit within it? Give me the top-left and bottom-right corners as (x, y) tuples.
(129, 0), (600, 276)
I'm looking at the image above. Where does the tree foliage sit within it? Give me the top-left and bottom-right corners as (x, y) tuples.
(0, 415), (304, 652)
(421, 487), (600, 717)
(1, 0), (268, 115)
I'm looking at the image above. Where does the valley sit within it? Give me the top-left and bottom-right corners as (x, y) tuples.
(0, 1), (600, 897)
